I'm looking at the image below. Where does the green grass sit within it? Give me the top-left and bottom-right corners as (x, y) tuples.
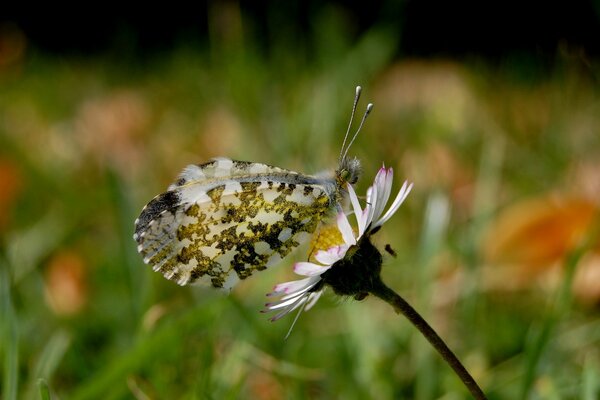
(1, 260), (19, 400)
(1, 15), (600, 399)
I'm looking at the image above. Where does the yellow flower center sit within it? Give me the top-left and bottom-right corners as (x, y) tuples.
(309, 223), (350, 262)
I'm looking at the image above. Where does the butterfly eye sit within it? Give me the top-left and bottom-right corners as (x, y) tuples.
(340, 169), (350, 182)
(338, 168), (359, 185)
(348, 172), (359, 185)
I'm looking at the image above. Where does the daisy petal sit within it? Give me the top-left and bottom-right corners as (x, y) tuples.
(369, 167), (388, 223)
(347, 183), (365, 236)
(366, 186), (374, 205)
(379, 167), (394, 216)
(375, 181), (413, 228)
(304, 290), (324, 310)
(270, 296), (308, 322)
(365, 181), (378, 227)
(267, 276), (321, 304)
(314, 246), (347, 265)
(294, 261), (330, 276)
(269, 277), (315, 295)
(337, 212), (356, 246)
(266, 291), (307, 310)
(277, 278), (320, 300)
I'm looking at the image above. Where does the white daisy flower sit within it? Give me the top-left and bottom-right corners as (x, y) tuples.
(265, 168), (486, 399)
(264, 165), (413, 323)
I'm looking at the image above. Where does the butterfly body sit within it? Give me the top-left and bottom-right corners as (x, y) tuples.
(134, 158), (358, 289)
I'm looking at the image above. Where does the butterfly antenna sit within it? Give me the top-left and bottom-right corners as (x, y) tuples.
(339, 86), (362, 163)
(341, 102), (373, 162)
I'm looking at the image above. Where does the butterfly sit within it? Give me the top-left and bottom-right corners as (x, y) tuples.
(133, 86), (373, 290)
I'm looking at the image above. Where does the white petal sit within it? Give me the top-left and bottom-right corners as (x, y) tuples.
(304, 290), (324, 310)
(336, 212), (356, 246)
(374, 181), (413, 229)
(374, 166), (387, 195)
(314, 246), (346, 265)
(266, 291), (306, 310)
(270, 296), (308, 321)
(370, 167), (390, 223)
(361, 207), (370, 231)
(278, 276), (321, 301)
(375, 165), (387, 188)
(366, 186), (374, 205)
(269, 277), (315, 295)
(365, 182), (378, 228)
(347, 183), (365, 236)
(380, 168), (394, 215)
(294, 261), (330, 276)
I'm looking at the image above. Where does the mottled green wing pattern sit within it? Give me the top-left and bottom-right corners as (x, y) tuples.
(134, 158), (335, 289)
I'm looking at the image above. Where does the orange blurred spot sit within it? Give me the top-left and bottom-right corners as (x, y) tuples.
(0, 158), (23, 231)
(75, 90), (149, 174)
(0, 23), (26, 69)
(246, 369), (283, 400)
(198, 107), (242, 157)
(45, 250), (88, 316)
(483, 196), (600, 300)
(402, 142), (474, 219)
(484, 196), (597, 269)
(572, 253), (600, 305)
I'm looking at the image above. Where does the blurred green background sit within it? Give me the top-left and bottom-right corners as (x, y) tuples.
(1, 2), (600, 399)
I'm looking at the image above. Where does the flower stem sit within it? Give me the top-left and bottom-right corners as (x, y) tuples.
(369, 278), (487, 400)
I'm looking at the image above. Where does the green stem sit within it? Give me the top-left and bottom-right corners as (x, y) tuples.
(370, 278), (487, 400)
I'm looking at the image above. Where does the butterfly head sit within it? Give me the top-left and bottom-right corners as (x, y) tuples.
(337, 156), (361, 185)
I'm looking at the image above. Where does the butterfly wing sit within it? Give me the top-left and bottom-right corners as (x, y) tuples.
(134, 158), (335, 289)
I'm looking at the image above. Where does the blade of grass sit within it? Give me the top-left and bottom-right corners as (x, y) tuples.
(582, 355), (599, 400)
(1, 258), (19, 400)
(6, 210), (71, 284)
(37, 379), (52, 400)
(106, 169), (149, 325)
(25, 330), (71, 399)
(415, 192), (450, 400)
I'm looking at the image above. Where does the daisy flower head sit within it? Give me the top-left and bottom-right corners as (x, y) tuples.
(264, 165), (413, 323)
(264, 167), (487, 399)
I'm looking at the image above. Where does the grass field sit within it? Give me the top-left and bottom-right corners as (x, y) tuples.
(1, 18), (600, 400)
